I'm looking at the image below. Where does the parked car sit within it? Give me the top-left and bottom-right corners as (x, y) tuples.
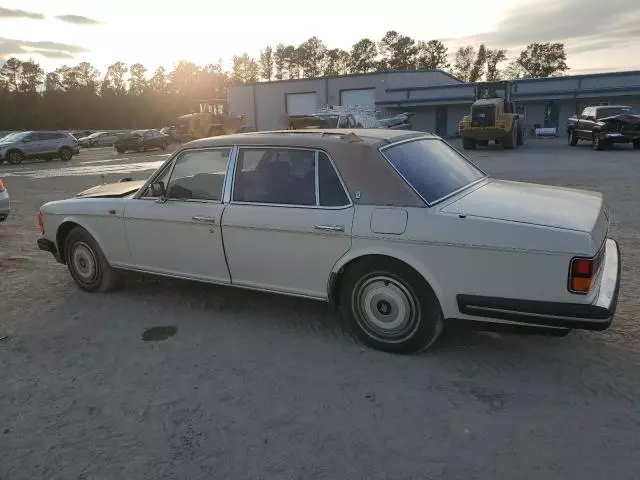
(115, 129), (169, 153)
(36, 129), (620, 353)
(78, 131), (120, 148)
(0, 131), (79, 164)
(568, 105), (640, 150)
(0, 178), (9, 222)
(71, 130), (93, 140)
(159, 126), (179, 143)
(0, 131), (18, 140)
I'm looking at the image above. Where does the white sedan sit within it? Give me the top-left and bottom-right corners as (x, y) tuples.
(36, 129), (621, 353)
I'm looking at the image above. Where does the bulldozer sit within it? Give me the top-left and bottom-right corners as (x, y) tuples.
(459, 81), (524, 150)
(174, 99), (244, 143)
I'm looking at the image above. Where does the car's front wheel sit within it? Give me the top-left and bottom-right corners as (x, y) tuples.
(340, 258), (443, 353)
(7, 150), (24, 165)
(64, 227), (122, 293)
(568, 129), (578, 146)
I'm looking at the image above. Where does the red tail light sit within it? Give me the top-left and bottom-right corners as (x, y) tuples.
(569, 249), (604, 294)
(0, 179), (5, 192)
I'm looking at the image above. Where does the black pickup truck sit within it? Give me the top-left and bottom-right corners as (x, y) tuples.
(567, 105), (640, 150)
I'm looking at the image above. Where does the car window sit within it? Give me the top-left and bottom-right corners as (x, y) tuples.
(38, 133), (55, 141)
(165, 148), (230, 201)
(318, 152), (350, 206)
(233, 148), (316, 206)
(382, 138), (485, 204)
(337, 115), (349, 128)
(24, 133), (40, 141)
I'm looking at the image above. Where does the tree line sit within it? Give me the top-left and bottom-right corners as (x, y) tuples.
(0, 31), (568, 131)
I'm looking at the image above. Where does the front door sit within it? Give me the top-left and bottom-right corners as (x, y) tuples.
(21, 132), (45, 157)
(435, 107), (448, 137)
(124, 147), (232, 283)
(222, 147), (354, 298)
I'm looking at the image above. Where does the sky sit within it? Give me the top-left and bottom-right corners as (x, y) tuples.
(0, 0), (638, 77)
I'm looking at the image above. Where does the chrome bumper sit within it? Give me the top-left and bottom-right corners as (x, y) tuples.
(594, 239), (621, 314)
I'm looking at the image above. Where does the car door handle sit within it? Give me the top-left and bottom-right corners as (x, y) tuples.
(192, 216), (216, 224)
(314, 224), (344, 232)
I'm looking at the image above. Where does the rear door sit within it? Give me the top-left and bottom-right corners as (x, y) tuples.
(222, 147), (354, 298)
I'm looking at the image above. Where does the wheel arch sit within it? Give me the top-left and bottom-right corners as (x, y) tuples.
(328, 248), (445, 311)
(55, 217), (105, 264)
(6, 147), (24, 157)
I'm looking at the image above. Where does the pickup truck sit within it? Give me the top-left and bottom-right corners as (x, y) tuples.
(567, 105), (640, 150)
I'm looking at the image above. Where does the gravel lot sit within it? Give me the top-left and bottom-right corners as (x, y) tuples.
(1, 139), (639, 480)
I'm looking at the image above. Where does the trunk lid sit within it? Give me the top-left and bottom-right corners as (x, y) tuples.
(442, 180), (608, 251)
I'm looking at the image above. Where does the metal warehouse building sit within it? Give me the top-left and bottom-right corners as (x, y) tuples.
(229, 69), (640, 137)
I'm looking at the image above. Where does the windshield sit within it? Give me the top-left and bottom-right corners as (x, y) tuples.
(597, 106), (639, 119)
(1, 132), (29, 142)
(381, 138), (485, 204)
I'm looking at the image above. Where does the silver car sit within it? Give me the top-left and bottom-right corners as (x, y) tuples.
(78, 131), (120, 148)
(0, 178), (9, 222)
(0, 131), (80, 165)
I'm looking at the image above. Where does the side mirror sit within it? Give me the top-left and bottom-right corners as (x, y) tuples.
(149, 181), (165, 198)
(22, 138), (31, 143)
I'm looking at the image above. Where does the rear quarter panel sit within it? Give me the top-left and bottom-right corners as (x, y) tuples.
(342, 205), (596, 321)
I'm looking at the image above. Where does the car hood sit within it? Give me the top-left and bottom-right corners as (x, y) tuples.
(598, 114), (640, 125)
(442, 179), (604, 233)
(0, 140), (17, 147)
(76, 180), (146, 198)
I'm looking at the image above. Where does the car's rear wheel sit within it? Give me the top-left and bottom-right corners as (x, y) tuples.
(64, 227), (122, 293)
(340, 258), (443, 353)
(7, 150), (24, 165)
(59, 147), (73, 161)
(568, 129), (578, 146)
(462, 138), (477, 150)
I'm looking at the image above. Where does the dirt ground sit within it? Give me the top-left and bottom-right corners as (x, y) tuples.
(1, 138), (639, 480)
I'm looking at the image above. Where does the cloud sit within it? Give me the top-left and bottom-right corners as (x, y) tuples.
(0, 6), (44, 20)
(0, 36), (88, 59)
(442, 0), (640, 59)
(55, 14), (102, 25)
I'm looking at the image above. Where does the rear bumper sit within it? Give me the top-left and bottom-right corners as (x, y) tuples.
(37, 237), (62, 263)
(600, 132), (640, 143)
(457, 239), (621, 331)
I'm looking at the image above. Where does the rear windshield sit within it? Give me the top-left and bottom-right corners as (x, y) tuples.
(381, 138), (485, 204)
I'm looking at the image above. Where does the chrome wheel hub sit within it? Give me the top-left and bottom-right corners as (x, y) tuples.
(353, 275), (418, 339)
(72, 242), (98, 283)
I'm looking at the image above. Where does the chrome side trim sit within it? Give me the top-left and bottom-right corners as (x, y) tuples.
(223, 145), (238, 204)
(109, 264), (327, 301)
(314, 150), (320, 206)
